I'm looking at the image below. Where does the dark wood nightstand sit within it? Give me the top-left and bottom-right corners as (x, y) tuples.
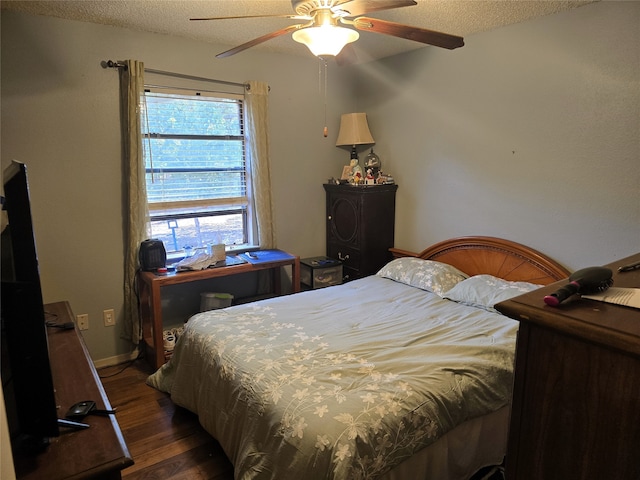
(495, 253), (640, 480)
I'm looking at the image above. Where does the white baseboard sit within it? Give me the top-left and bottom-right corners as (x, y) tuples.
(93, 348), (140, 369)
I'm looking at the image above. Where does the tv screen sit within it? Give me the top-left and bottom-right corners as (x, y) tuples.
(1, 160), (60, 451)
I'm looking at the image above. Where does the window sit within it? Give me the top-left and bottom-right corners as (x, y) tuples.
(141, 88), (255, 255)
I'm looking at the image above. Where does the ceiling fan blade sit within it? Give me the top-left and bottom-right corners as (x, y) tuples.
(354, 17), (464, 50)
(336, 0), (416, 17)
(191, 14), (307, 21)
(216, 24), (304, 58)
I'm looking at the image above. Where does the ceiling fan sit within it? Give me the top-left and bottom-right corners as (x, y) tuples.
(191, 0), (464, 59)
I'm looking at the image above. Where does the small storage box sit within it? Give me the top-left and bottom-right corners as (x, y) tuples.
(300, 257), (343, 289)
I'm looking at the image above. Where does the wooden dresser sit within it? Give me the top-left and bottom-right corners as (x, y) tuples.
(13, 301), (133, 480)
(496, 253), (640, 480)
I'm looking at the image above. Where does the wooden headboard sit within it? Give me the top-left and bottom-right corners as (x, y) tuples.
(390, 236), (569, 285)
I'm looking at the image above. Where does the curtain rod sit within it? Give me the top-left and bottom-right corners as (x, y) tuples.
(101, 60), (246, 89)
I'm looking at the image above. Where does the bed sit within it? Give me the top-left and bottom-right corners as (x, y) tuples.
(147, 236), (568, 480)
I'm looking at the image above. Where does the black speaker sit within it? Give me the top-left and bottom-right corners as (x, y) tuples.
(139, 239), (166, 271)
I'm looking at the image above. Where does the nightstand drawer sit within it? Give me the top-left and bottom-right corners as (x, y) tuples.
(301, 257), (343, 289)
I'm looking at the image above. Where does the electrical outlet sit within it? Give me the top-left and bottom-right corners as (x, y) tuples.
(77, 314), (89, 330)
(103, 309), (115, 327)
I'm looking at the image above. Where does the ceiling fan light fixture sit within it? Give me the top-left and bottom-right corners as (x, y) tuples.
(292, 25), (359, 57)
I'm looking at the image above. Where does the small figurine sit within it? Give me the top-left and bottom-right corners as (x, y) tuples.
(349, 157), (363, 180)
(376, 171), (395, 184)
(365, 168), (375, 185)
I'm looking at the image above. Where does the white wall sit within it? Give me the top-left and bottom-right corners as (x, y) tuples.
(354, 1), (639, 269)
(1, 11), (356, 362)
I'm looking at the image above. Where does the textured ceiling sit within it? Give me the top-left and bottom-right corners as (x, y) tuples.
(1, 0), (597, 62)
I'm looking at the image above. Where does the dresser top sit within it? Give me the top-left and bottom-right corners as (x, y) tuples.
(324, 183), (398, 192)
(496, 253), (640, 356)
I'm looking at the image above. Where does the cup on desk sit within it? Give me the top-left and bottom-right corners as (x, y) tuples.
(209, 243), (226, 262)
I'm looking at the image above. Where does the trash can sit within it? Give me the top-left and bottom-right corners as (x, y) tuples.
(200, 292), (234, 312)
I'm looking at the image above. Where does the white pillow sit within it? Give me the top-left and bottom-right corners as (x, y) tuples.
(444, 274), (542, 312)
(376, 257), (468, 296)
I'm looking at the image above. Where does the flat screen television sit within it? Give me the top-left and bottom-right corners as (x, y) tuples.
(1, 160), (60, 452)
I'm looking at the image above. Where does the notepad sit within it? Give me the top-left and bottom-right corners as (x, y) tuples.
(583, 287), (640, 309)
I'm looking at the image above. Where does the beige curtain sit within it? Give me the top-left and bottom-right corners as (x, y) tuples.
(244, 81), (275, 248)
(120, 60), (149, 344)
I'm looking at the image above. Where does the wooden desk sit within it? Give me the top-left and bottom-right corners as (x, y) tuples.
(496, 253), (640, 480)
(138, 250), (300, 370)
(14, 301), (133, 480)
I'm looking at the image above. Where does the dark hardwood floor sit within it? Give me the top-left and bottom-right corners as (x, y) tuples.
(99, 360), (234, 480)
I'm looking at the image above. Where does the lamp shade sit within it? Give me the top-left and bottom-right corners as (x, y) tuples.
(335, 113), (375, 147)
(293, 25), (359, 57)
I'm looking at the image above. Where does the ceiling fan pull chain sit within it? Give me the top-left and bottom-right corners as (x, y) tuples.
(319, 57), (329, 137)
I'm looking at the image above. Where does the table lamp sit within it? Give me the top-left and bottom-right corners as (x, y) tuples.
(335, 113), (375, 163)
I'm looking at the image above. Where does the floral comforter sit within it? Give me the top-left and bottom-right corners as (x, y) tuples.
(147, 275), (518, 479)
